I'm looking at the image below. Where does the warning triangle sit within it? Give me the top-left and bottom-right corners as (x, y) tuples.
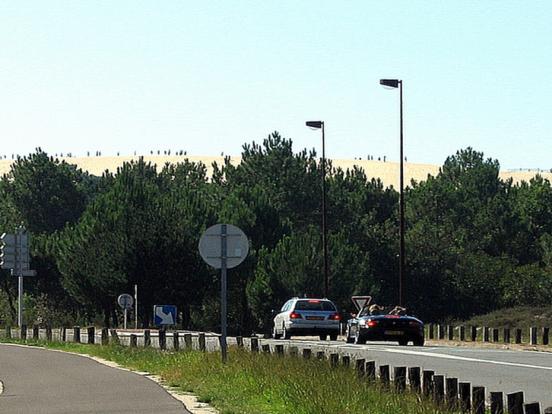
(351, 296), (372, 311)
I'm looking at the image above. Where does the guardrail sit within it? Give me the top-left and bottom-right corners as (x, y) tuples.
(2, 325), (551, 413)
(426, 324), (551, 347)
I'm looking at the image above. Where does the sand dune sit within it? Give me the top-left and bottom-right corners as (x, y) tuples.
(0, 155), (549, 188)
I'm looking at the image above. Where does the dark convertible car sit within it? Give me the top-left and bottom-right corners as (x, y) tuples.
(345, 304), (424, 346)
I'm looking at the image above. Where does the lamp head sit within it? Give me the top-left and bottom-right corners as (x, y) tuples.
(380, 79), (400, 88)
(306, 121), (323, 129)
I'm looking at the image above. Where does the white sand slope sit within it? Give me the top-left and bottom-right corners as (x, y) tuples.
(0, 155), (549, 188)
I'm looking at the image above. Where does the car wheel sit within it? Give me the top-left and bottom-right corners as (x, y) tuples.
(319, 334), (327, 341)
(282, 324), (291, 340)
(345, 326), (354, 343)
(398, 338), (408, 346)
(329, 334), (338, 341)
(413, 336), (424, 346)
(272, 325), (282, 339)
(354, 329), (366, 345)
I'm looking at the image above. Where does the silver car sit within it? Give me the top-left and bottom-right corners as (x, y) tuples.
(272, 298), (341, 340)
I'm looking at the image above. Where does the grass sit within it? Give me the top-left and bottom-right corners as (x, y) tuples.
(458, 306), (552, 331)
(1, 338), (455, 414)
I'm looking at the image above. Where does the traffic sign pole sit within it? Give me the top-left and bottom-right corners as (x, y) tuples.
(221, 224), (228, 363)
(124, 308), (127, 329)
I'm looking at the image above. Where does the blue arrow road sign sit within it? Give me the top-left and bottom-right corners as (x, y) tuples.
(153, 305), (177, 326)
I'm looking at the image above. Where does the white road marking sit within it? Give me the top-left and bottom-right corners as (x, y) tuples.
(0, 380), (4, 395)
(342, 344), (552, 371)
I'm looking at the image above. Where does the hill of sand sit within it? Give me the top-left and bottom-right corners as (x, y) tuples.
(0, 155), (550, 189)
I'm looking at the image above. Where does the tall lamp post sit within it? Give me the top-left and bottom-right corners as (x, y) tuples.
(380, 78), (405, 307)
(306, 120), (329, 298)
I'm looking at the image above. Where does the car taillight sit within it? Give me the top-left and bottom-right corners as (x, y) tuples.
(290, 312), (302, 319)
(367, 320), (378, 328)
(329, 313), (341, 321)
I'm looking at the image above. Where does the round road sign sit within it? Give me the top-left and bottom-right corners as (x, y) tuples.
(117, 293), (134, 310)
(199, 224), (249, 269)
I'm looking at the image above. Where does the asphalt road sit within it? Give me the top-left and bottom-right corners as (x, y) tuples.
(0, 344), (190, 414)
(265, 338), (552, 408)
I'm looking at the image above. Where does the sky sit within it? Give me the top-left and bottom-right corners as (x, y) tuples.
(0, 1), (551, 170)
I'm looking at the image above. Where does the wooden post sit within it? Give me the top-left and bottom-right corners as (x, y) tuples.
(130, 334), (137, 348)
(515, 328), (522, 344)
(543, 327), (549, 346)
(445, 377), (458, 409)
(490, 391), (504, 414)
(184, 333), (192, 350)
(249, 336), (258, 352)
(173, 332), (179, 351)
(530, 327), (537, 345)
(33, 325), (39, 340)
(438, 324), (445, 340)
(198, 333), (206, 352)
(394, 367), (406, 392)
(5, 326), (11, 339)
(316, 351), (325, 360)
(87, 327), (95, 344)
(73, 326), (80, 343)
(429, 323), (435, 339)
(61, 327), (67, 342)
(341, 355), (350, 367)
(21, 324), (27, 340)
(46, 325), (52, 341)
(507, 391), (524, 414)
(408, 367), (421, 393)
(366, 361), (376, 381)
(448, 325), (454, 341)
(109, 329), (119, 345)
(329, 353), (338, 367)
(503, 328), (510, 343)
(355, 358), (366, 378)
(472, 386), (485, 414)
(483, 327), (490, 342)
(422, 370), (434, 397)
(262, 344), (271, 354)
(471, 326), (477, 342)
(433, 375), (445, 405)
(159, 329), (166, 350)
(379, 365), (390, 388)
(144, 329), (151, 347)
(492, 328), (499, 342)
(276, 344), (284, 356)
(524, 402), (541, 414)
(236, 336), (243, 347)
(101, 328), (109, 345)
(460, 325), (465, 341)
(459, 382), (471, 412)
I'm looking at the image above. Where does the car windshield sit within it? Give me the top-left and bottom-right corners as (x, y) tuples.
(294, 300), (336, 311)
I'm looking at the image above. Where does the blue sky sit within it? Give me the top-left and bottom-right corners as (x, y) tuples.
(1, 1), (550, 169)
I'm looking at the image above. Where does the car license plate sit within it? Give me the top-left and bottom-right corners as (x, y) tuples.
(384, 330), (404, 335)
(306, 316), (324, 320)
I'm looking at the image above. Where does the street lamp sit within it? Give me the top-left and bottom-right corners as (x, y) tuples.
(380, 78), (405, 307)
(306, 120), (329, 298)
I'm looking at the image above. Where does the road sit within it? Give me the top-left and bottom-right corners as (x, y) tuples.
(0, 344), (190, 414)
(265, 338), (552, 408)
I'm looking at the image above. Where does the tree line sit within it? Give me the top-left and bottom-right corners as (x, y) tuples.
(1, 132), (551, 333)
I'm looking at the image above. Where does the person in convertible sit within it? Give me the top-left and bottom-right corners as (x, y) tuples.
(388, 305), (407, 316)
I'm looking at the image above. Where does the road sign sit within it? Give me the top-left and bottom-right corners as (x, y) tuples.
(117, 294), (134, 310)
(351, 296), (372, 311)
(199, 224), (249, 269)
(0, 233), (16, 269)
(153, 305), (177, 326)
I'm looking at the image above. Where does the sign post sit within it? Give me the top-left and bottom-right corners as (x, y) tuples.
(117, 293), (134, 329)
(199, 224), (249, 363)
(1, 227), (36, 327)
